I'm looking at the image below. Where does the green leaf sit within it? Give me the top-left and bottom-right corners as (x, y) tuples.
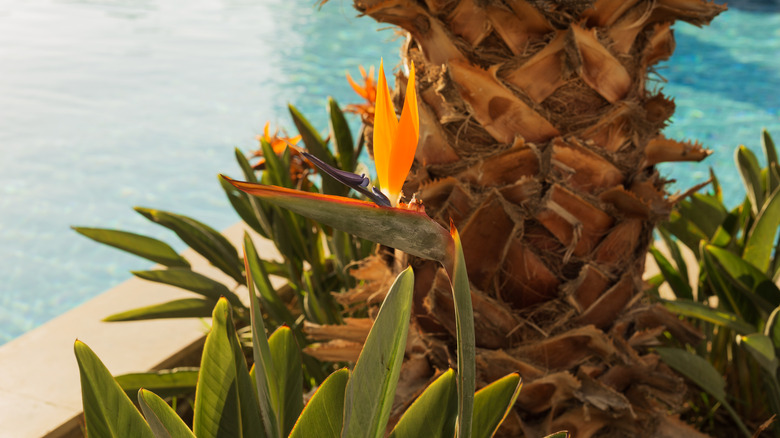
(737, 333), (778, 374)
(764, 130), (779, 168)
(260, 138), (293, 189)
(233, 149), (276, 237)
(288, 105), (334, 169)
(656, 347), (751, 438)
(702, 244), (747, 318)
(765, 306), (780, 349)
(389, 369), (458, 438)
(132, 268), (244, 309)
(235, 147), (260, 183)
(244, 233), (295, 327)
(649, 247), (693, 300)
(763, 130), (779, 194)
(743, 187), (780, 273)
(471, 373), (522, 438)
(138, 389), (196, 438)
(710, 167), (723, 203)
(268, 326), (304, 436)
(705, 245), (780, 312)
(684, 193), (728, 239)
(245, 250), (281, 438)
(135, 208), (244, 284)
(220, 174), (268, 238)
(342, 268), (415, 438)
(660, 299), (754, 335)
(657, 227), (690, 286)
(103, 298), (217, 322)
(328, 98), (355, 172)
(289, 369), (349, 438)
(193, 298), (262, 438)
(74, 341), (154, 438)
(228, 304), (266, 438)
(737, 145), (765, 215)
(661, 211), (708, 254)
(288, 104), (344, 197)
(451, 227), (476, 438)
(73, 227), (190, 268)
(224, 178), (452, 264)
(116, 368), (199, 399)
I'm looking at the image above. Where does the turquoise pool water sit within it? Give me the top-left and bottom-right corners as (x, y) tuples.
(0, 0), (777, 344)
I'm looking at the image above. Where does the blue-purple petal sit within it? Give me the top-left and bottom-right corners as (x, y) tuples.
(302, 151), (391, 207)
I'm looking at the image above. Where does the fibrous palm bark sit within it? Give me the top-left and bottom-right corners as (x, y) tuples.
(313, 0), (726, 436)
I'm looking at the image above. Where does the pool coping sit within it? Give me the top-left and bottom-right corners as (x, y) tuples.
(0, 220), (694, 438)
(0, 222), (275, 438)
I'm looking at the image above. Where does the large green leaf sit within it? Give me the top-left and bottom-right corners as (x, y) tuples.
(342, 268), (415, 438)
(224, 178), (452, 263)
(244, 233), (295, 327)
(135, 208), (244, 284)
(737, 333), (778, 374)
(679, 193), (728, 239)
(389, 369), (458, 438)
(649, 247), (693, 300)
(74, 341), (154, 438)
(103, 298), (217, 322)
(138, 389), (196, 438)
(661, 212), (709, 254)
(193, 298), (262, 438)
(268, 326), (304, 436)
(705, 245), (780, 312)
(328, 97), (355, 172)
(245, 251), (281, 438)
(104, 298), (216, 322)
(228, 307), (265, 438)
(116, 368), (199, 399)
(737, 145), (765, 215)
(661, 299), (754, 335)
(743, 187), (780, 273)
(471, 373), (521, 438)
(656, 347), (751, 438)
(289, 369), (349, 438)
(451, 227), (476, 438)
(132, 268), (243, 309)
(73, 227), (190, 268)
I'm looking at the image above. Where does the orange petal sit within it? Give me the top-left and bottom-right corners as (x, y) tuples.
(373, 59), (398, 194)
(289, 134), (302, 145)
(387, 61), (419, 202)
(346, 71), (369, 100)
(263, 121), (271, 140)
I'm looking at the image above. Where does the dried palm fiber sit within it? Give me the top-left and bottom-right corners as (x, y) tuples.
(310, 0), (725, 436)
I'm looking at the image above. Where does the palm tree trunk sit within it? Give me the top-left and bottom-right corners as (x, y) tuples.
(337, 0), (725, 435)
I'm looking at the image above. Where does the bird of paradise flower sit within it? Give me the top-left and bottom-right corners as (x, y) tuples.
(222, 60), (451, 261)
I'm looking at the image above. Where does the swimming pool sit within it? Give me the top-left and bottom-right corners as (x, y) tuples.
(1, 0), (777, 344)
